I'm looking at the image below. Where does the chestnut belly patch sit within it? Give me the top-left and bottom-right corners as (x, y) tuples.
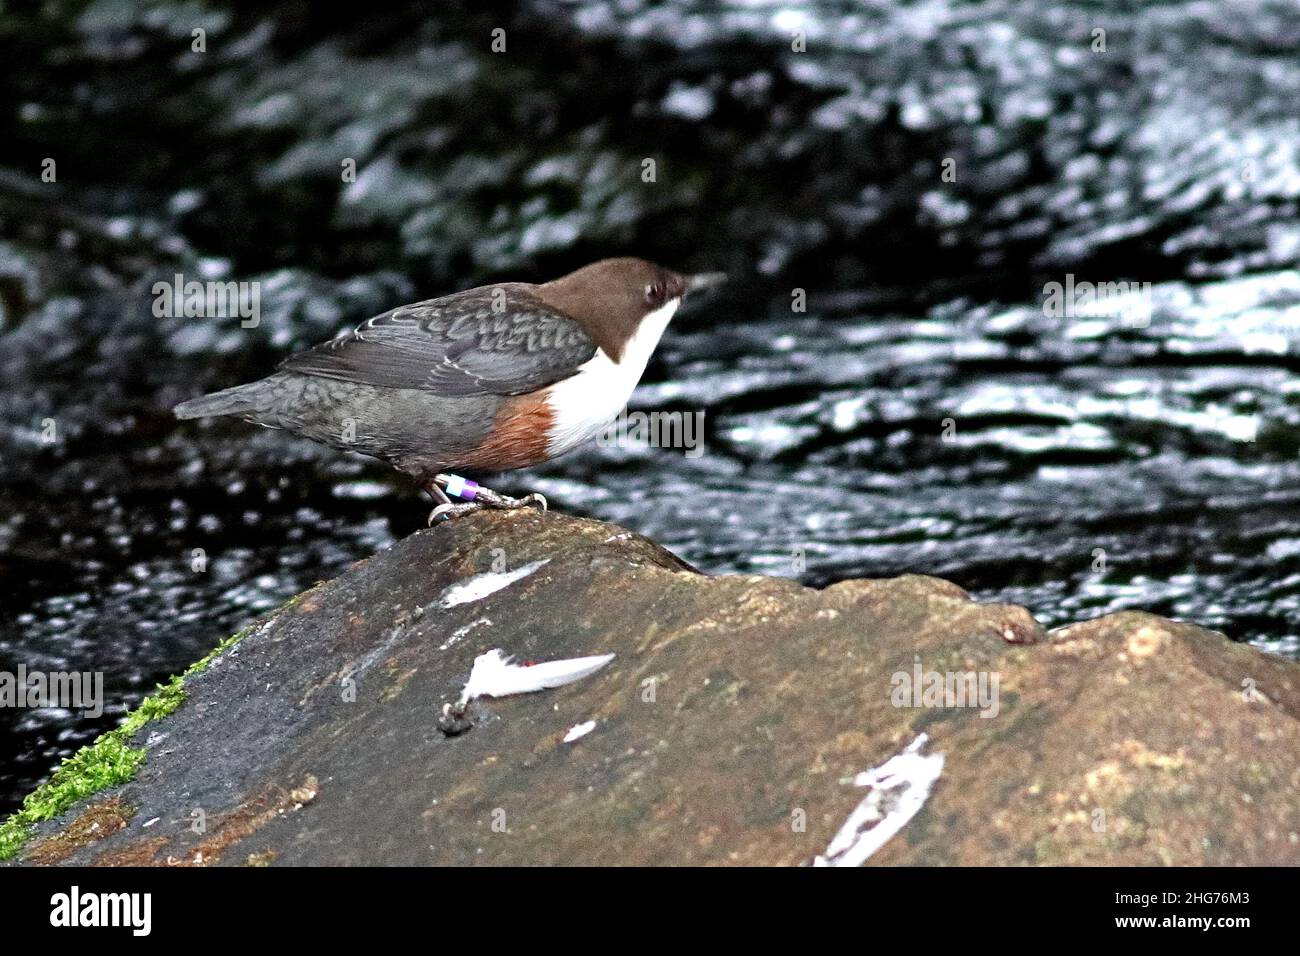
(454, 391), (556, 471)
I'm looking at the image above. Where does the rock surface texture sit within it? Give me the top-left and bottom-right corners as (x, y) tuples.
(11, 511), (1300, 865)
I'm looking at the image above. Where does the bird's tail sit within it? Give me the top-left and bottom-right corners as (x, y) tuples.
(173, 378), (277, 420)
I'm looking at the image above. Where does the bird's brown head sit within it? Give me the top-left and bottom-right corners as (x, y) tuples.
(537, 257), (724, 360)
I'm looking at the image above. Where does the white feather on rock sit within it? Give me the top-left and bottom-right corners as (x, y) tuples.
(458, 649), (615, 706)
(813, 732), (945, 867)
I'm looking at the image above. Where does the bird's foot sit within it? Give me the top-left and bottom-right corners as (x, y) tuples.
(428, 501), (485, 525)
(474, 487), (549, 513)
(426, 473), (548, 524)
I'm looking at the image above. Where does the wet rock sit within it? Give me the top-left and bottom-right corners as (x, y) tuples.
(8, 511), (1298, 866)
(4, 0), (1300, 787)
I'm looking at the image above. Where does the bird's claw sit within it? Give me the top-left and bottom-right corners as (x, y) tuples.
(427, 490), (547, 524)
(483, 490), (547, 512)
(428, 501), (485, 525)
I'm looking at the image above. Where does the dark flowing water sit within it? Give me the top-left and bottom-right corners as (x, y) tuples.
(2, 0), (1299, 813)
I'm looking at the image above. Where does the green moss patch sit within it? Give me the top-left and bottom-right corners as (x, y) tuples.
(0, 612), (272, 861)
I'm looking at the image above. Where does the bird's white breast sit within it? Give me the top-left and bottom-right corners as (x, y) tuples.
(544, 298), (679, 458)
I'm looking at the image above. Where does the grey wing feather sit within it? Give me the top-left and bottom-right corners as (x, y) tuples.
(279, 285), (597, 397)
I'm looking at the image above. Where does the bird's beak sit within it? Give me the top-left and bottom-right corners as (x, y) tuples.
(684, 272), (727, 295)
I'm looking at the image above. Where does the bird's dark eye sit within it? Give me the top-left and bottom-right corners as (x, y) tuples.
(645, 282), (664, 304)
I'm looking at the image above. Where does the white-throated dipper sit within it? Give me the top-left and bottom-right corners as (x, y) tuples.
(174, 258), (724, 521)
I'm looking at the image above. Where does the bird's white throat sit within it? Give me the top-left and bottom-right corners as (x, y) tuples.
(544, 297), (680, 457)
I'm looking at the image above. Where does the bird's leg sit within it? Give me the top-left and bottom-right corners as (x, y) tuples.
(424, 478), (483, 525)
(426, 473), (547, 524)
